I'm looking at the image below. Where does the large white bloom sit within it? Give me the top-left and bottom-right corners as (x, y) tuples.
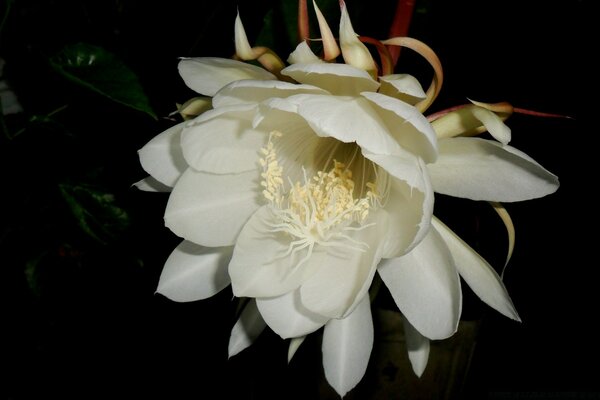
(137, 5), (441, 396)
(136, 3), (559, 397)
(143, 58), (437, 317)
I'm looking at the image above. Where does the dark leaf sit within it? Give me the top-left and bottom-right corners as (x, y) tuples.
(59, 183), (131, 244)
(50, 43), (156, 119)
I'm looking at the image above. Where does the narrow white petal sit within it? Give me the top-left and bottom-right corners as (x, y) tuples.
(402, 316), (430, 377)
(133, 176), (172, 192)
(138, 122), (187, 187)
(312, 0), (340, 61)
(228, 300), (267, 358)
(379, 74), (427, 105)
(431, 105), (491, 140)
(256, 291), (329, 339)
(322, 296), (373, 397)
(288, 336), (306, 363)
(229, 206), (320, 298)
(285, 94), (401, 156)
(378, 226), (462, 340)
(178, 57), (276, 96)
(339, 3), (377, 73)
(287, 41), (324, 65)
(470, 106), (512, 145)
(234, 13), (254, 60)
(432, 217), (520, 321)
(300, 211), (388, 319)
(428, 137), (559, 202)
(212, 79), (328, 108)
(361, 91), (438, 163)
(164, 168), (261, 247)
(281, 63), (379, 96)
(181, 107), (267, 174)
(156, 241), (232, 302)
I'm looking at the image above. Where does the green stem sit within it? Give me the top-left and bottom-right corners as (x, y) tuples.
(9, 104), (69, 140)
(0, 0), (13, 40)
(47, 104), (69, 117)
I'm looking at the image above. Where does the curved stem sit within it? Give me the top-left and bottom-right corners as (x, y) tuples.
(359, 36), (394, 76)
(383, 36), (443, 112)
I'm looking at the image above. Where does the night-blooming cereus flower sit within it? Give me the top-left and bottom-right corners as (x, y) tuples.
(136, 3), (438, 395)
(136, 1), (559, 397)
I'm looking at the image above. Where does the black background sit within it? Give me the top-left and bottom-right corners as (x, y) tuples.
(2, 0), (596, 399)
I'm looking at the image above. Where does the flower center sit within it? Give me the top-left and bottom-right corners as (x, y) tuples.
(259, 131), (386, 267)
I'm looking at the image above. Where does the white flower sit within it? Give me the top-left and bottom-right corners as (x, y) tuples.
(137, 5), (442, 396)
(143, 59), (438, 318)
(136, 2), (559, 397)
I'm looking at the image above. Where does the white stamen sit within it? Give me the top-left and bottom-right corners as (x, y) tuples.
(258, 131), (384, 263)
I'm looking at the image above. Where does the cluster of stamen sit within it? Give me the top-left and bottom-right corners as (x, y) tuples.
(259, 131), (381, 267)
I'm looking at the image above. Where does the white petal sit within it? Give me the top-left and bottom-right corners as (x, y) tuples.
(322, 296), (373, 397)
(178, 57), (276, 96)
(338, 3), (377, 73)
(228, 299), (267, 358)
(288, 336), (306, 363)
(212, 79), (328, 108)
(156, 241), (232, 302)
(287, 41), (323, 65)
(362, 148), (430, 196)
(133, 176), (172, 192)
(181, 106), (267, 174)
(379, 74), (426, 105)
(428, 137), (559, 202)
(312, 0), (340, 61)
(256, 291), (329, 339)
(285, 94), (401, 155)
(229, 206), (320, 298)
(470, 106), (512, 145)
(234, 13), (254, 60)
(378, 226), (462, 340)
(402, 316), (430, 377)
(281, 63), (379, 96)
(379, 162), (433, 258)
(138, 122), (187, 187)
(432, 217), (520, 321)
(431, 104), (493, 140)
(185, 102), (256, 127)
(300, 211), (388, 319)
(361, 91), (438, 163)
(164, 168), (261, 246)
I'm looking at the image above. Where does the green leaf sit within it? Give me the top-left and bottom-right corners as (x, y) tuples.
(59, 183), (131, 244)
(50, 43), (156, 119)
